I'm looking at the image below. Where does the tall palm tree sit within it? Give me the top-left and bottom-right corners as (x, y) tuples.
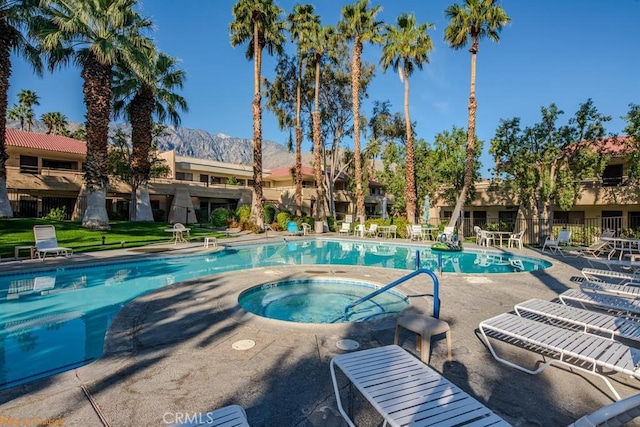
(41, 111), (67, 134)
(444, 0), (509, 231)
(339, 0), (383, 229)
(309, 24), (335, 225)
(230, 0), (285, 230)
(113, 51), (188, 221)
(288, 3), (318, 217)
(0, 0), (42, 218)
(38, 0), (154, 230)
(381, 13), (434, 225)
(17, 88), (38, 130)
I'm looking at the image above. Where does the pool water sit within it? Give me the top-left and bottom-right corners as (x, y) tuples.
(0, 239), (550, 389)
(238, 278), (408, 323)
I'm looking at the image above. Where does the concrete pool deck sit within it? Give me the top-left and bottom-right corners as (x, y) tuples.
(1, 233), (639, 426)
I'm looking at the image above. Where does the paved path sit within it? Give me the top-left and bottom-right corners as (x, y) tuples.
(1, 234), (639, 426)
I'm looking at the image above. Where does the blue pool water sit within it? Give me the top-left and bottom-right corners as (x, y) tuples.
(238, 278), (409, 323)
(0, 239), (550, 389)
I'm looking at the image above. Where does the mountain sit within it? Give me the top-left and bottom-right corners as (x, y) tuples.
(6, 120), (311, 170)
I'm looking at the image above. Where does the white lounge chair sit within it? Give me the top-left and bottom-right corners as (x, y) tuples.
(542, 229), (572, 255)
(569, 392), (640, 427)
(406, 224), (423, 241)
(580, 280), (640, 298)
(170, 404), (249, 426)
(514, 298), (640, 343)
(582, 268), (640, 285)
(338, 222), (351, 236)
(559, 288), (640, 317)
(33, 225), (73, 260)
(479, 312), (640, 400)
(330, 345), (509, 427)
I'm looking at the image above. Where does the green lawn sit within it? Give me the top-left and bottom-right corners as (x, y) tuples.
(0, 219), (229, 259)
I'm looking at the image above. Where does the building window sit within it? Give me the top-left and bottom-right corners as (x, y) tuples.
(602, 164), (623, 186)
(176, 172), (193, 181)
(42, 159), (77, 170)
(629, 212), (640, 231)
(474, 211), (488, 228)
(19, 156), (38, 174)
(200, 174), (209, 186)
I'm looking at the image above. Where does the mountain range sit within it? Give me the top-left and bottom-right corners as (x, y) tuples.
(7, 120), (312, 170)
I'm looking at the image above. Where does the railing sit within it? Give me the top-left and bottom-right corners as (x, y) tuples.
(343, 268), (440, 321)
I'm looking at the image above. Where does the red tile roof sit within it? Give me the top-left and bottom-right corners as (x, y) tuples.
(566, 135), (632, 156)
(5, 129), (86, 155)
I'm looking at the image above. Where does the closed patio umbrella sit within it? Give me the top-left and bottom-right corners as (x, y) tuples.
(382, 196), (387, 221)
(422, 195), (430, 224)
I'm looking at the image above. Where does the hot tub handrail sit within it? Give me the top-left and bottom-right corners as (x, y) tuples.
(344, 268), (440, 321)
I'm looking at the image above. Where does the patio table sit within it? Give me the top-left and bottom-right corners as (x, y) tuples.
(165, 227), (190, 244)
(491, 231), (513, 247)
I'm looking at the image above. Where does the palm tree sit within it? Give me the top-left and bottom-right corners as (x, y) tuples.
(288, 3), (318, 217)
(230, 0), (285, 230)
(444, 0), (509, 231)
(381, 13), (434, 225)
(113, 51), (188, 221)
(0, 0), (42, 218)
(38, 0), (154, 230)
(7, 103), (26, 130)
(339, 0), (383, 229)
(40, 111), (68, 134)
(309, 24), (335, 226)
(17, 88), (38, 130)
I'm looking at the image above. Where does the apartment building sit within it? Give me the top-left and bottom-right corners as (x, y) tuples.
(4, 130), (389, 223)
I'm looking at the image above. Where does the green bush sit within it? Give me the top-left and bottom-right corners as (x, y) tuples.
(326, 216), (336, 232)
(263, 204), (276, 224)
(43, 206), (67, 221)
(276, 211), (292, 230)
(210, 208), (232, 227)
(236, 205), (251, 223)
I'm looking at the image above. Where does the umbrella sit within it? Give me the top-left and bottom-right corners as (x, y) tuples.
(382, 196), (388, 221)
(422, 195), (430, 223)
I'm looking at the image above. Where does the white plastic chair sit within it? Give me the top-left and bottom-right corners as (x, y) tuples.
(365, 223), (378, 238)
(478, 230), (495, 247)
(508, 230), (525, 249)
(338, 222), (351, 235)
(542, 230), (572, 254)
(33, 225), (73, 260)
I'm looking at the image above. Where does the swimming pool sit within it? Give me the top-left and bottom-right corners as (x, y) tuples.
(0, 239), (550, 389)
(238, 278), (409, 323)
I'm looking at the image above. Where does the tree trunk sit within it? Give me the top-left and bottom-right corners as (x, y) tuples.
(448, 41), (479, 235)
(403, 66), (416, 224)
(135, 185), (154, 221)
(251, 21), (264, 229)
(352, 37), (365, 232)
(313, 58), (326, 225)
(0, 25), (13, 218)
(130, 85), (155, 221)
(294, 58), (303, 216)
(81, 53), (111, 230)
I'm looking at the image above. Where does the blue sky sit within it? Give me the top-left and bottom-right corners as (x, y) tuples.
(8, 0), (640, 177)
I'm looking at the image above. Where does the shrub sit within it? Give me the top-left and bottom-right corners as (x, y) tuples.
(43, 206), (67, 221)
(276, 211), (292, 230)
(210, 208), (232, 227)
(263, 204), (276, 224)
(236, 205), (251, 223)
(326, 216), (336, 232)
(390, 217), (409, 239)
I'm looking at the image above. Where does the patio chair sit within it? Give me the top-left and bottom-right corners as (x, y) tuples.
(170, 404), (249, 426)
(582, 268), (640, 285)
(559, 288), (640, 317)
(542, 229), (573, 255)
(579, 280), (640, 298)
(478, 229), (495, 247)
(364, 223), (378, 238)
(479, 312), (640, 400)
(387, 224), (397, 238)
(301, 223), (311, 235)
(33, 225), (73, 260)
(508, 230), (525, 249)
(353, 224), (365, 237)
(286, 221), (303, 236)
(338, 222), (351, 236)
(474, 225), (482, 244)
(514, 298), (640, 343)
(330, 345), (509, 427)
(406, 224), (422, 241)
(570, 392), (640, 427)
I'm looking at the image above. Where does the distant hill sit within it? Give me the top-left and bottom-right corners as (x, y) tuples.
(6, 120), (312, 170)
